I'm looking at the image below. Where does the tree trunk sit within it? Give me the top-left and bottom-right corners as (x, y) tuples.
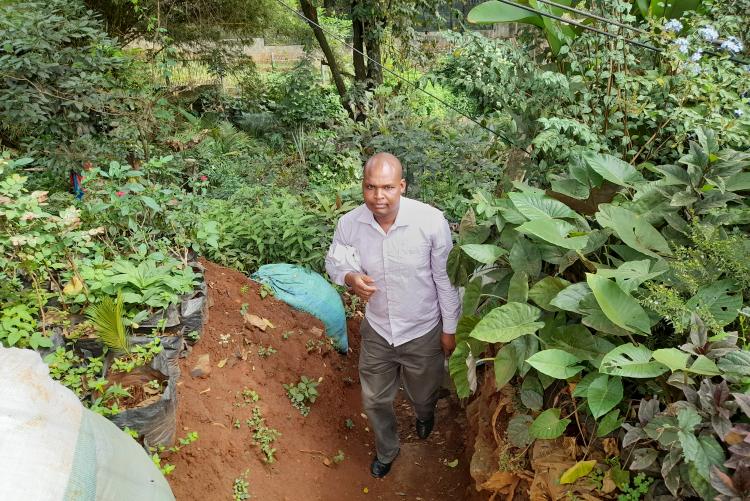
(299, 0), (353, 119)
(364, 20), (383, 87)
(351, 1), (367, 82)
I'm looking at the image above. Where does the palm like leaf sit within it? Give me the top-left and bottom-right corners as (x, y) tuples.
(86, 293), (130, 354)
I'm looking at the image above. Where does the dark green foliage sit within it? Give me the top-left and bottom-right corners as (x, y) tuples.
(0, 1), (132, 174)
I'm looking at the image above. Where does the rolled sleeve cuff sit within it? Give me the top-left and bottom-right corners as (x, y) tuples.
(441, 317), (458, 335)
(331, 270), (352, 287)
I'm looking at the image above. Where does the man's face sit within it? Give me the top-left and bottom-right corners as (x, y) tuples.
(362, 163), (406, 220)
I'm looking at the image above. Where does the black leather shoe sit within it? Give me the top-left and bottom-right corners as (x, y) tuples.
(416, 416), (434, 439)
(370, 449), (399, 478)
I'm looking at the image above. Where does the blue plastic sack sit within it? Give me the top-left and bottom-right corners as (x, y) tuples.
(251, 264), (348, 353)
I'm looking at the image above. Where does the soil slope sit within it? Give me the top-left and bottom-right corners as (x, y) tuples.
(167, 261), (481, 501)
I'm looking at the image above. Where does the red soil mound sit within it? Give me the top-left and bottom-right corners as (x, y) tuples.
(166, 261), (481, 501)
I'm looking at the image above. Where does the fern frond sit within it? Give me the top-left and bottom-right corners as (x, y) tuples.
(86, 292), (130, 354)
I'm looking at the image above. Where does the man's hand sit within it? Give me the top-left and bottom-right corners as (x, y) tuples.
(345, 272), (378, 301)
(441, 333), (456, 357)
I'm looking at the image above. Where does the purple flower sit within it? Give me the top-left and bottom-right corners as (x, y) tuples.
(698, 26), (719, 43)
(720, 36), (744, 54)
(690, 50), (703, 62)
(664, 19), (683, 33)
(674, 38), (690, 54)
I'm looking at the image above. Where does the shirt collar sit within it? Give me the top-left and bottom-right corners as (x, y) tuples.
(357, 197), (413, 229)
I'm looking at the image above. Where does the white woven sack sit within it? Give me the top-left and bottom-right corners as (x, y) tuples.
(0, 347), (175, 501)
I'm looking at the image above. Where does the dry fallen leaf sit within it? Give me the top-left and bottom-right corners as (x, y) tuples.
(217, 358), (227, 368)
(602, 437), (619, 458)
(601, 470), (617, 494)
(62, 276), (83, 296)
(322, 457), (332, 467)
(134, 394), (161, 408)
(243, 313), (273, 331)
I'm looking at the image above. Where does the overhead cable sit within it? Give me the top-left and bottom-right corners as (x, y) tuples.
(533, 0), (649, 35)
(495, 0), (748, 65)
(273, 0), (516, 146)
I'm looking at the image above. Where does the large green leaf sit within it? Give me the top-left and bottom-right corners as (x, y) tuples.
(550, 282), (591, 314)
(509, 237), (542, 276)
(725, 172), (750, 192)
(597, 409), (624, 437)
(507, 415), (534, 448)
(527, 349), (584, 379)
(583, 152), (644, 187)
(529, 408), (571, 439)
(470, 303), (545, 343)
(463, 276), (483, 315)
(461, 244), (507, 264)
(528, 277), (570, 311)
(686, 355), (721, 376)
(447, 246), (470, 286)
(521, 375), (544, 410)
(508, 192), (578, 221)
(541, 324), (615, 366)
(652, 348), (690, 372)
(512, 334), (539, 377)
(682, 433), (724, 482)
(517, 218), (588, 250)
(450, 340), (479, 398)
(717, 351), (750, 378)
(595, 205), (672, 258)
(600, 343), (669, 378)
(494, 344), (517, 390)
(467, 0), (544, 26)
(586, 274), (651, 334)
(508, 271), (529, 303)
(586, 374), (623, 419)
(449, 316), (485, 398)
(596, 260), (667, 294)
(685, 280), (742, 327)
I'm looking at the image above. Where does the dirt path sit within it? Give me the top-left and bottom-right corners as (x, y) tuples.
(167, 261), (482, 501)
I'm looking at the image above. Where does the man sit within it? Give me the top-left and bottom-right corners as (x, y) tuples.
(325, 152), (461, 478)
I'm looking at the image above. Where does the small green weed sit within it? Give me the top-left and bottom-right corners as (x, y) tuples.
(149, 431), (199, 476)
(240, 284), (249, 294)
(617, 473), (653, 501)
(281, 331), (293, 340)
(283, 376), (320, 416)
(246, 407), (281, 463)
(259, 284), (274, 299)
(257, 345), (277, 358)
(233, 470), (250, 500)
(234, 387), (260, 408)
(344, 418), (354, 430)
(333, 450), (345, 464)
(240, 303), (249, 316)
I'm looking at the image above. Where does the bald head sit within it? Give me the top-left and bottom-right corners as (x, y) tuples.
(362, 152), (406, 223)
(364, 152), (403, 180)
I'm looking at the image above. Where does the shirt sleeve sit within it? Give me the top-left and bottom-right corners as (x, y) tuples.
(325, 218), (357, 287)
(431, 216), (461, 334)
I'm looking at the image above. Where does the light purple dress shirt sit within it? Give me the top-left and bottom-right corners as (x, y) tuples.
(325, 197), (462, 347)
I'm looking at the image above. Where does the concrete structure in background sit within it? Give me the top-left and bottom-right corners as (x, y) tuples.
(128, 24), (517, 68)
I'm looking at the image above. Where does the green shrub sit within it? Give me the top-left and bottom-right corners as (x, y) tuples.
(448, 127), (750, 499)
(0, 0), (135, 180)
